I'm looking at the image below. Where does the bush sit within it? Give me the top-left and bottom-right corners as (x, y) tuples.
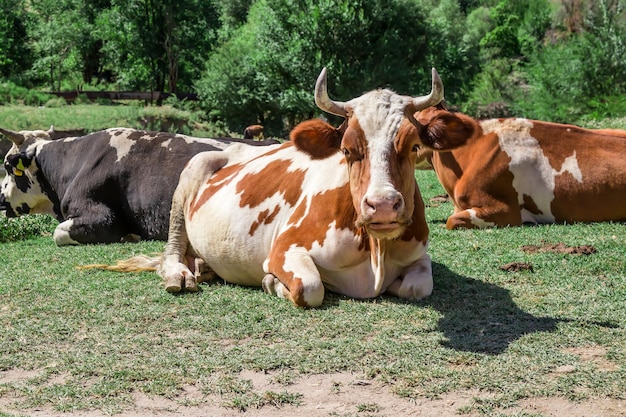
(512, 0), (626, 123)
(44, 97), (68, 108)
(0, 215), (57, 242)
(0, 82), (54, 106)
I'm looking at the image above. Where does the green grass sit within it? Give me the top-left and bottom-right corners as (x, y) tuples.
(0, 103), (230, 137)
(0, 170), (624, 415)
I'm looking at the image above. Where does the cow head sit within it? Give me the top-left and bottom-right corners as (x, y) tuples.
(0, 127), (58, 218)
(308, 67), (466, 239)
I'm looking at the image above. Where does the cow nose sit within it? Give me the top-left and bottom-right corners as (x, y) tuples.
(363, 193), (404, 219)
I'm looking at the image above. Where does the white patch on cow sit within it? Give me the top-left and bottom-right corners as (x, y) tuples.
(559, 152), (583, 182)
(467, 208), (496, 228)
(108, 130), (135, 162)
(160, 135), (233, 151)
(0, 157), (55, 216)
(349, 90), (410, 198)
(53, 219), (79, 246)
(481, 118), (583, 224)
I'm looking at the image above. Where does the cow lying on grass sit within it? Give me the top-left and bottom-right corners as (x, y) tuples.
(414, 106), (626, 229)
(86, 68), (473, 307)
(243, 124), (264, 140)
(0, 127), (278, 245)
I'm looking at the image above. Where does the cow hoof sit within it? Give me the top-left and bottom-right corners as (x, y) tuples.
(184, 274), (199, 292)
(164, 276), (182, 293)
(262, 274), (278, 295)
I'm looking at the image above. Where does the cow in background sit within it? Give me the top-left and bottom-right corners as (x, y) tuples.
(1, 127), (278, 245)
(243, 124), (265, 140)
(414, 107), (626, 229)
(90, 68), (474, 307)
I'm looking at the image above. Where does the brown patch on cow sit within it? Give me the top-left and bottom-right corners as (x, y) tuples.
(290, 119), (341, 159)
(521, 241), (597, 255)
(249, 205), (281, 236)
(287, 277), (307, 307)
(521, 193), (543, 215)
(399, 185), (429, 243)
(500, 262), (534, 272)
(237, 159), (306, 209)
(528, 122), (586, 174)
(189, 163), (243, 219)
(266, 184), (362, 295)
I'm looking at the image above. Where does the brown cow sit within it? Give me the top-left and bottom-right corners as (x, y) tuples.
(415, 107), (626, 229)
(243, 124), (265, 140)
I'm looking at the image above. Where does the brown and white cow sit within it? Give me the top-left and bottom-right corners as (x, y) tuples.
(414, 107), (626, 229)
(96, 68), (472, 307)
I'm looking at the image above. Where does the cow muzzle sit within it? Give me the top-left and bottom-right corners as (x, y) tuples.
(358, 192), (410, 238)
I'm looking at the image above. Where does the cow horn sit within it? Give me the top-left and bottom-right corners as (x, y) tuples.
(0, 128), (25, 146)
(411, 68), (444, 110)
(315, 67), (348, 118)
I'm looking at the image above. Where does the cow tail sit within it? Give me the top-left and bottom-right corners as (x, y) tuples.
(76, 255), (161, 272)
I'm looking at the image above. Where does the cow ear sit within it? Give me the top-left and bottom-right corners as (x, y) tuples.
(418, 111), (476, 151)
(6, 153), (32, 176)
(290, 119), (342, 159)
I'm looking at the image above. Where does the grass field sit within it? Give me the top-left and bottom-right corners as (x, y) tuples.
(1, 169), (624, 417)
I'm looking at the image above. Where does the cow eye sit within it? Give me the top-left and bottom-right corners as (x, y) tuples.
(412, 144), (420, 152)
(341, 147), (350, 157)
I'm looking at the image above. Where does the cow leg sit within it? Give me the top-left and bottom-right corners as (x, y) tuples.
(446, 209), (496, 229)
(265, 249), (325, 308)
(446, 205), (522, 230)
(446, 192), (522, 230)
(53, 204), (128, 245)
(386, 253), (433, 300)
(158, 151), (229, 293)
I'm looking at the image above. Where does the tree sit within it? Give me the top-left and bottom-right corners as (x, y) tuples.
(515, 0), (626, 121)
(28, 0), (92, 91)
(0, 0), (33, 83)
(197, 0), (434, 135)
(97, 0), (218, 94)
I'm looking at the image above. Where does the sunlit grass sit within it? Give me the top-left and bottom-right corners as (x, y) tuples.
(1, 171), (624, 415)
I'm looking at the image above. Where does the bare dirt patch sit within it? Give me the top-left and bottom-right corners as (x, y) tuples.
(2, 368), (626, 416)
(500, 261), (534, 272)
(521, 241), (597, 255)
(428, 194), (451, 206)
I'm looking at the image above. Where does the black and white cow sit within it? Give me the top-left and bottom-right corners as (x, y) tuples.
(0, 127), (279, 245)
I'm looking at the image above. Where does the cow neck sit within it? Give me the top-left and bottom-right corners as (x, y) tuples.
(34, 145), (63, 220)
(369, 236), (386, 295)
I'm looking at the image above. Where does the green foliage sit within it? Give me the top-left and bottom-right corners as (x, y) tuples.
(0, 215), (57, 243)
(2, 0), (626, 125)
(197, 0), (437, 135)
(0, 82), (54, 106)
(97, 0), (219, 93)
(514, 0), (626, 123)
(425, 0), (481, 104)
(463, 0), (553, 117)
(0, 0), (33, 84)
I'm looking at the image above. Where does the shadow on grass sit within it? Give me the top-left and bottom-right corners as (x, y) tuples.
(427, 261), (558, 355)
